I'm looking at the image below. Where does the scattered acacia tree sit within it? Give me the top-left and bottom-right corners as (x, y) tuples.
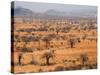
(21, 36), (31, 47)
(42, 36), (51, 49)
(31, 35), (41, 50)
(30, 55), (37, 65)
(14, 34), (20, 47)
(68, 38), (76, 48)
(14, 34), (21, 52)
(18, 52), (23, 65)
(20, 46), (33, 52)
(14, 34), (19, 42)
(80, 53), (89, 66)
(25, 28), (32, 33)
(47, 34), (56, 39)
(77, 37), (81, 43)
(82, 34), (87, 40)
(56, 28), (59, 35)
(42, 52), (54, 65)
(35, 36), (41, 50)
(72, 60), (76, 65)
(30, 55), (34, 64)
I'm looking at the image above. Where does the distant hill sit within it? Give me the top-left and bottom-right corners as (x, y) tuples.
(11, 7), (97, 19)
(44, 9), (67, 16)
(11, 7), (34, 18)
(44, 9), (97, 19)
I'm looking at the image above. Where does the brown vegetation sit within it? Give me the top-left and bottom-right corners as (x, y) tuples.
(12, 18), (97, 73)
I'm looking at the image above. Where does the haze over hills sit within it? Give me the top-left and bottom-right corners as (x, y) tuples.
(11, 6), (97, 19)
(12, 7), (34, 17)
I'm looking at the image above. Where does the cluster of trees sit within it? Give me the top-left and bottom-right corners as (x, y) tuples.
(15, 18), (97, 36)
(17, 50), (89, 67)
(14, 33), (83, 53)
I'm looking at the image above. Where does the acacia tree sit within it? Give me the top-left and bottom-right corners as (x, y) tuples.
(34, 36), (41, 50)
(68, 38), (76, 48)
(42, 52), (54, 65)
(77, 37), (81, 43)
(80, 53), (88, 66)
(18, 52), (23, 65)
(14, 34), (20, 45)
(14, 34), (21, 52)
(56, 28), (59, 35)
(21, 36), (30, 47)
(42, 36), (51, 49)
(82, 34), (87, 40)
(20, 46), (33, 52)
(21, 36), (33, 52)
(30, 35), (42, 50)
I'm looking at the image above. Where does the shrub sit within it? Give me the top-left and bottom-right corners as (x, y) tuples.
(54, 65), (65, 71)
(29, 55), (37, 65)
(65, 65), (82, 70)
(38, 68), (43, 72)
(80, 53), (89, 66)
(20, 47), (33, 52)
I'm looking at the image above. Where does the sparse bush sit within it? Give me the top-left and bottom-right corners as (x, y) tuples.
(42, 36), (52, 49)
(65, 65), (82, 70)
(82, 34), (87, 40)
(67, 38), (76, 48)
(38, 68), (43, 72)
(84, 64), (97, 69)
(20, 47), (33, 52)
(75, 65), (82, 69)
(80, 53), (89, 66)
(29, 55), (37, 65)
(54, 65), (65, 71)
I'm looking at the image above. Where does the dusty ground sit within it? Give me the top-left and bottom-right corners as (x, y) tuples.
(12, 21), (97, 74)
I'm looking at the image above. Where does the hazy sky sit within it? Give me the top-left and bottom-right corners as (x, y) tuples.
(13, 1), (97, 13)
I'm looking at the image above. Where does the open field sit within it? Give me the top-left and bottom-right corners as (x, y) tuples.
(11, 18), (97, 73)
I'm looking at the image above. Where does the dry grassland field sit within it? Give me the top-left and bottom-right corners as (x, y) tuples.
(11, 1), (97, 74)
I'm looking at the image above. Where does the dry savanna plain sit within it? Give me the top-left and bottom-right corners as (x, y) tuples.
(11, 18), (97, 73)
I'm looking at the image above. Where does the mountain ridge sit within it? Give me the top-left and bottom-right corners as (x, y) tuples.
(11, 7), (97, 19)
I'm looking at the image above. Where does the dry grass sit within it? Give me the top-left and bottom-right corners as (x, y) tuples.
(12, 19), (97, 73)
